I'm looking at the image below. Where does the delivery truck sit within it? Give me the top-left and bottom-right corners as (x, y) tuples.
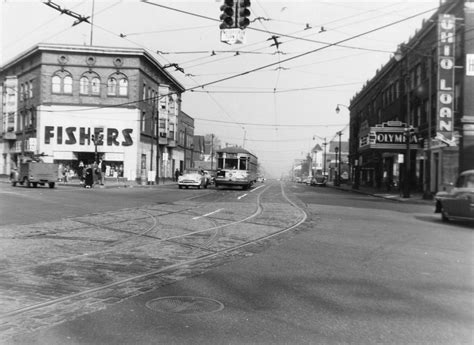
(11, 161), (58, 188)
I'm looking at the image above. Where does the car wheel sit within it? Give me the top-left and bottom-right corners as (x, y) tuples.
(49, 182), (55, 188)
(197, 185), (201, 189)
(179, 185), (183, 189)
(204, 183), (208, 189)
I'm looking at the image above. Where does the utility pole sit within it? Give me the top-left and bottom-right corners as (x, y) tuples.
(403, 74), (411, 198)
(423, 56), (433, 199)
(90, 0), (95, 45)
(211, 134), (214, 171)
(323, 138), (327, 177)
(338, 131), (342, 184)
(156, 132), (161, 185)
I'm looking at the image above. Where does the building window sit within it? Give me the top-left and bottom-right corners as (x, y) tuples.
(141, 112), (146, 132)
(29, 81), (33, 98)
(415, 65), (422, 86)
(51, 71), (72, 94)
(107, 74), (128, 97)
(80, 77), (89, 95)
(143, 84), (147, 101)
(52, 75), (61, 93)
(91, 77), (100, 94)
(454, 83), (461, 112)
(107, 78), (117, 95)
(64, 75), (72, 94)
(119, 78), (128, 96)
(169, 123), (175, 139)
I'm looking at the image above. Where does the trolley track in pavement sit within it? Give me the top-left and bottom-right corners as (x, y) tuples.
(0, 182), (307, 338)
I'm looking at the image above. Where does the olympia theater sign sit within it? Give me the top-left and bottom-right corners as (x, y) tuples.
(359, 121), (420, 151)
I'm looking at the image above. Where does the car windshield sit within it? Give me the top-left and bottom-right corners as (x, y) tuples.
(458, 173), (474, 188)
(184, 169), (202, 175)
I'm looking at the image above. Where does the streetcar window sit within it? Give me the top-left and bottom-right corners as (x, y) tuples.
(217, 158), (224, 169)
(239, 157), (247, 170)
(225, 159), (238, 170)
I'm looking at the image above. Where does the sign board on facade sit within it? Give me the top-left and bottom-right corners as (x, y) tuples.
(467, 54), (474, 76)
(437, 14), (456, 142)
(358, 121), (420, 151)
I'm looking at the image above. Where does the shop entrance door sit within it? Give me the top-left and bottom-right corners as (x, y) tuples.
(77, 152), (96, 165)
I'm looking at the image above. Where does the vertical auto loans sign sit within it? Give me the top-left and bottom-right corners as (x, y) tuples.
(437, 14), (455, 141)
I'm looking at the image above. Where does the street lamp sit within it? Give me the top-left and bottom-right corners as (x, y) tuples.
(334, 146), (339, 186)
(91, 133), (103, 163)
(337, 131), (342, 185)
(335, 103), (349, 114)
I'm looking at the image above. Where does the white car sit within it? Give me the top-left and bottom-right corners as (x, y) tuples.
(178, 169), (208, 189)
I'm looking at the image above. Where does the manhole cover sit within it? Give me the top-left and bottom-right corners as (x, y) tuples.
(145, 296), (224, 314)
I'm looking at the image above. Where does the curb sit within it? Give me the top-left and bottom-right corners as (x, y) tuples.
(326, 184), (433, 205)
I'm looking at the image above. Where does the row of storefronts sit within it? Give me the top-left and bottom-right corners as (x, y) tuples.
(349, 0), (474, 196)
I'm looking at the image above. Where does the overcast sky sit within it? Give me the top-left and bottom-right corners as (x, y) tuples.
(1, 0), (440, 178)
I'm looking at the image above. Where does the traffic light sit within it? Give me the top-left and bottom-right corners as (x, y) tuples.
(237, 0), (251, 29)
(219, 0), (235, 29)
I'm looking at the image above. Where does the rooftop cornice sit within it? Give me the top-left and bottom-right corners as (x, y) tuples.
(0, 43), (185, 92)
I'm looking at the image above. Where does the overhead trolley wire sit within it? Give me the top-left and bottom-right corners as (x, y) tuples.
(40, 6), (438, 117)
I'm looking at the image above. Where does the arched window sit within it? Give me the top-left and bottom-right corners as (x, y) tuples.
(107, 78), (117, 95)
(91, 77), (100, 94)
(119, 78), (128, 96)
(80, 77), (89, 95)
(52, 75), (61, 93)
(52, 71), (72, 94)
(63, 75), (72, 94)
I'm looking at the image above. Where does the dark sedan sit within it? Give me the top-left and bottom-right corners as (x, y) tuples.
(435, 170), (474, 222)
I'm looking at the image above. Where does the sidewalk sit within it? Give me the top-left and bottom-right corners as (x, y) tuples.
(0, 175), (176, 189)
(326, 181), (434, 205)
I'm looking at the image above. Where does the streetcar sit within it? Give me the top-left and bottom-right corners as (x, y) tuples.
(214, 147), (258, 189)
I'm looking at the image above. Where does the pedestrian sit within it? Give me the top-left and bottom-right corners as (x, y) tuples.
(63, 166), (69, 184)
(78, 161), (84, 185)
(92, 160), (99, 185)
(99, 159), (106, 185)
(84, 164), (93, 188)
(174, 168), (180, 182)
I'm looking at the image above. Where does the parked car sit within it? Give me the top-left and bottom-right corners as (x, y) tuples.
(311, 174), (327, 187)
(178, 169), (208, 189)
(435, 170), (474, 222)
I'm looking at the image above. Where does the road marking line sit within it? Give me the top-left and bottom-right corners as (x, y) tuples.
(192, 208), (223, 220)
(250, 185), (265, 192)
(238, 193), (248, 200)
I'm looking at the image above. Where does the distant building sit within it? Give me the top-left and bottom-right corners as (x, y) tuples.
(177, 110), (194, 171)
(0, 43), (185, 181)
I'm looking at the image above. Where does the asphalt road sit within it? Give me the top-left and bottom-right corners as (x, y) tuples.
(1, 180), (473, 344)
